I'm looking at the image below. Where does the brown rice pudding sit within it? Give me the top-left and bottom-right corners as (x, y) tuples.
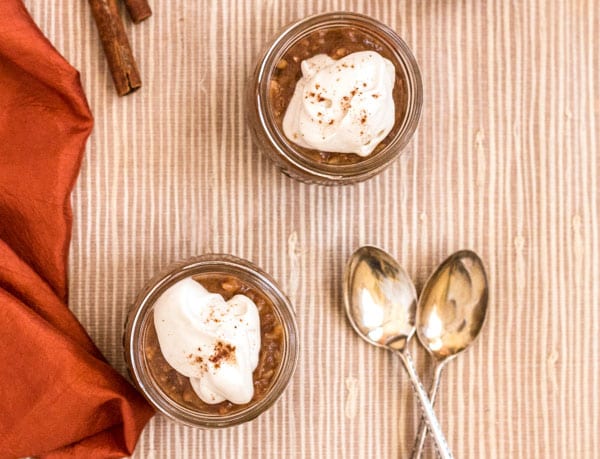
(145, 274), (284, 415)
(269, 26), (408, 165)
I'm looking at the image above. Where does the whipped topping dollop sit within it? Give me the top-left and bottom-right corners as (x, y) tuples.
(282, 51), (396, 156)
(153, 277), (260, 405)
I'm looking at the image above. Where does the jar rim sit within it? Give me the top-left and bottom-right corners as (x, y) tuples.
(124, 254), (299, 428)
(254, 11), (423, 183)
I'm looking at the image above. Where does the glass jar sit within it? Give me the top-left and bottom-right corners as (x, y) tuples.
(247, 11), (423, 185)
(124, 254), (299, 428)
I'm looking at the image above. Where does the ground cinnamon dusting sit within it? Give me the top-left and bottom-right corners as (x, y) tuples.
(209, 341), (237, 368)
(188, 353), (208, 373)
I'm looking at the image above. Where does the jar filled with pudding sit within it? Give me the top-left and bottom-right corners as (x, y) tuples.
(247, 12), (423, 184)
(124, 255), (299, 428)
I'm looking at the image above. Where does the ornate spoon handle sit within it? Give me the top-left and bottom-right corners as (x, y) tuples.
(395, 350), (453, 459)
(410, 362), (446, 458)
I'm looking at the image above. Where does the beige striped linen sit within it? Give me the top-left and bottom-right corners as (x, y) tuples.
(22, 1), (599, 458)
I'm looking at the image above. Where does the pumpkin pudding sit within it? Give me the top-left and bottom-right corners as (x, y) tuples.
(269, 26), (408, 165)
(145, 274), (284, 416)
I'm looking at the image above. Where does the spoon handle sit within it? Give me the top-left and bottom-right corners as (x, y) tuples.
(395, 350), (453, 459)
(410, 362), (445, 459)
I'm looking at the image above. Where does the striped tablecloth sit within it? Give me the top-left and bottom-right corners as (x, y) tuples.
(23, 1), (599, 457)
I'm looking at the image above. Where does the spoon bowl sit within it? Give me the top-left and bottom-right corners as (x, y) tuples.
(344, 246), (453, 459)
(344, 245), (417, 351)
(417, 250), (488, 361)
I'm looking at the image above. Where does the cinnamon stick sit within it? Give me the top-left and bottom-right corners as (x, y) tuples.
(88, 0), (141, 96)
(124, 0), (152, 24)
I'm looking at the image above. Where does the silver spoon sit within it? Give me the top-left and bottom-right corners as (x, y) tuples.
(410, 250), (489, 459)
(344, 246), (453, 459)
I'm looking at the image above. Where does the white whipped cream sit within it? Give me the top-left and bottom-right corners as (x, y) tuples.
(153, 277), (260, 405)
(282, 51), (396, 156)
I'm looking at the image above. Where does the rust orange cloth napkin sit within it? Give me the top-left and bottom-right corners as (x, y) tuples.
(0, 1), (154, 458)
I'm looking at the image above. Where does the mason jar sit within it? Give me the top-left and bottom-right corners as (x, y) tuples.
(247, 11), (423, 185)
(124, 254), (299, 428)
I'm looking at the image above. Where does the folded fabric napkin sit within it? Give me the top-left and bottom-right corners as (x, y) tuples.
(0, 2), (154, 458)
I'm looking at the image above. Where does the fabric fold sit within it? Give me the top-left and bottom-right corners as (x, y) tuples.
(0, 1), (154, 458)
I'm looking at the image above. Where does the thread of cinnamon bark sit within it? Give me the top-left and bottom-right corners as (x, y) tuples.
(88, 0), (141, 96)
(124, 0), (152, 24)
